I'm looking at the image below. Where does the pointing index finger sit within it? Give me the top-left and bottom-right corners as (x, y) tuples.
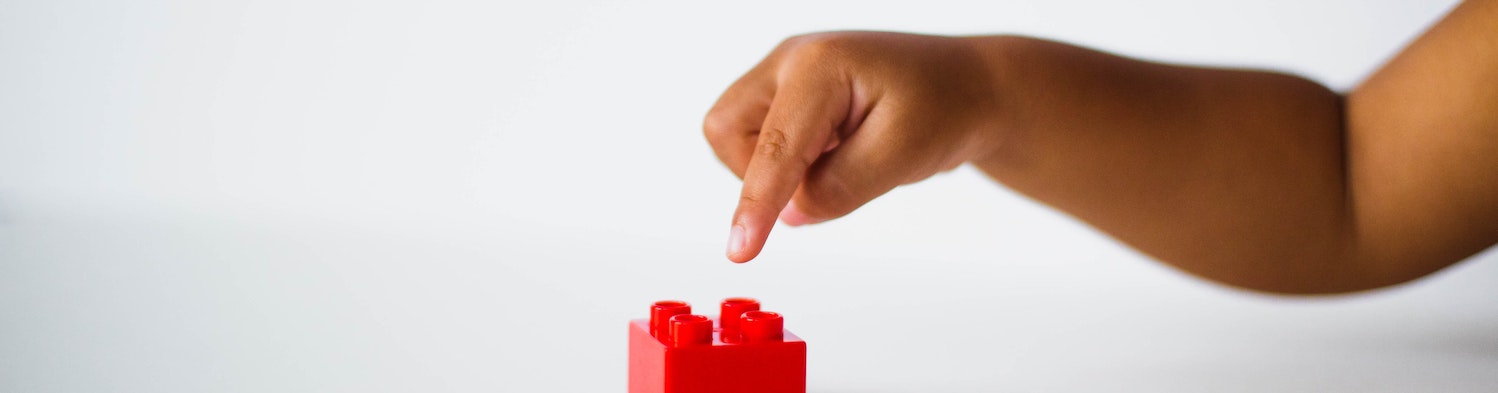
(728, 71), (850, 263)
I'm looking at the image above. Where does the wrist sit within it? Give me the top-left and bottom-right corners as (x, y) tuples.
(958, 35), (1031, 170)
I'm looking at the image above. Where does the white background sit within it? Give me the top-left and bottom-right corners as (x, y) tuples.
(3, 0), (1495, 391)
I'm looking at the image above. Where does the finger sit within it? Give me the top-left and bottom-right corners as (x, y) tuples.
(704, 61), (777, 178)
(780, 107), (938, 226)
(727, 71), (849, 263)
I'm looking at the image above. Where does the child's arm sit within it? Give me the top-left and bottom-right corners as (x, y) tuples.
(705, 0), (1498, 294)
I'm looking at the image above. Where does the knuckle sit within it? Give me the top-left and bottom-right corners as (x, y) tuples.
(799, 174), (857, 219)
(738, 192), (768, 210)
(778, 34), (809, 48)
(783, 34), (858, 69)
(755, 127), (792, 161)
(755, 127), (817, 169)
(702, 109), (736, 139)
(796, 197), (851, 222)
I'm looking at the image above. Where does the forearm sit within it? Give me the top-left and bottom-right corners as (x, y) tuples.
(966, 36), (1362, 293)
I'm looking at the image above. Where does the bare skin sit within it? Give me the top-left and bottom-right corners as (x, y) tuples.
(704, 0), (1498, 294)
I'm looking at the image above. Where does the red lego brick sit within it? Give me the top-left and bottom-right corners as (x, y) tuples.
(628, 298), (806, 393)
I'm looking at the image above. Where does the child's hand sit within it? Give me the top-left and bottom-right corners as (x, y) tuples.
(704, 32), (1004, 262)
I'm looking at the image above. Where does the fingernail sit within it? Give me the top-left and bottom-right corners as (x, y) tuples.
(727, 224), (746, 257)
(779, 201), (810, 226)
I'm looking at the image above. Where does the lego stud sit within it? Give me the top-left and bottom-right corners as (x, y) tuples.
(740, 311), (784, 342)
(650, 300), (691, 338)
(668, 314), (713, 347)
(719, 297), (760, 330)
